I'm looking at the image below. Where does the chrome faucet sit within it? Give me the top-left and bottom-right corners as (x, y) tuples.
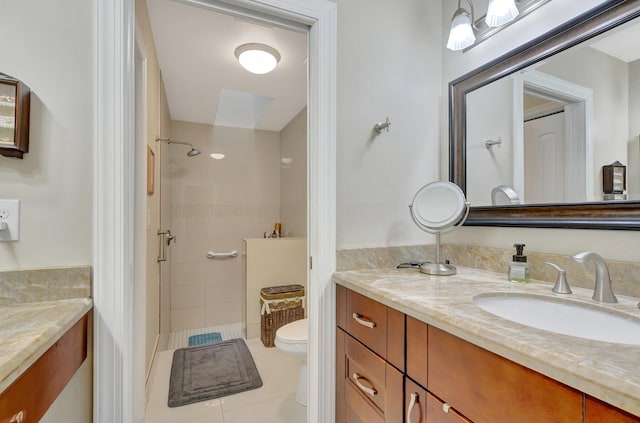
(571, 252), (618, 303)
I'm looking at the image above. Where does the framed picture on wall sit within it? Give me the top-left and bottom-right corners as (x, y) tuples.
(147, 146), (155, 195)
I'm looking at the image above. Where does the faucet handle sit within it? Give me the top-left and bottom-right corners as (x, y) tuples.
(545, 262), (572, 294)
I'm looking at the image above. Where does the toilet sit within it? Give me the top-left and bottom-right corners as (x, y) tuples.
(275, 318), (308, 406)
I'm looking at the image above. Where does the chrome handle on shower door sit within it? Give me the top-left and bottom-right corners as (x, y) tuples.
(157, 229), (175, 262)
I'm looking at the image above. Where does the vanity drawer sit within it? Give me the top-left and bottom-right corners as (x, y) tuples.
(345, 379), (385, 423)
(343, 334), (403, 423)
(346, 290), (388, 358)
(427, 325), (582, 423)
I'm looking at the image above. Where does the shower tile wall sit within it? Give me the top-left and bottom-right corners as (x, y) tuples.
(169, 121), (281, 331)
(279, 107), (307, 238)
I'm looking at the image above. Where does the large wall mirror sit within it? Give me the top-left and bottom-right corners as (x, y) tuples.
(450, 0), (640, 230)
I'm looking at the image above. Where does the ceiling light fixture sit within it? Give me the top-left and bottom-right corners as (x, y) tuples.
(209, 153), (225, 160)
(485, 0), (520, 27)
(234, 43), (281, 75)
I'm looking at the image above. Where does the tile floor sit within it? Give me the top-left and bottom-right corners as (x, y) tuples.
(143, 326), (306, 423)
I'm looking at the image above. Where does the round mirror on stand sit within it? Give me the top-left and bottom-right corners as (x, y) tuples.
(409, 181), (470, 276)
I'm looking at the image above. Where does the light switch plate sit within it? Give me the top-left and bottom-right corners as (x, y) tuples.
(0, 199), (20, 241)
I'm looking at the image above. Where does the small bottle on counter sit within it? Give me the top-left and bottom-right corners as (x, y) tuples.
(272, 222), (281, 239)
(508, 243), (530, 283)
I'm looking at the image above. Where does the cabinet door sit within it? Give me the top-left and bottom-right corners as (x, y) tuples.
(405, 378), (427, 423)
(387, 307), (405, 372)
(428, 326), (582, 423)
(425, 392), (471, 423)
(406, 315), (428, 388)
(585, 396), (640, 422)
(405, 378), (470, 423)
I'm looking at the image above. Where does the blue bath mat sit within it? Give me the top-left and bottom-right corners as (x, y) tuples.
(188, 332), (222, 347)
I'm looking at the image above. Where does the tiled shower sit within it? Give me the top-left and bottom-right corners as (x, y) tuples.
(163, 108), (307, 337)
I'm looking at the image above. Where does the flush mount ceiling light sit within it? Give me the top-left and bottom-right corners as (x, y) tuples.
(446, 2), (476, 51)
(485, 0), (519, 27)
(209, 153), (225, 160)
(234, 43), (281, 75)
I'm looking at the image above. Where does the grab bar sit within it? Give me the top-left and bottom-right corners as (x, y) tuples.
(207, 250), (238, 259)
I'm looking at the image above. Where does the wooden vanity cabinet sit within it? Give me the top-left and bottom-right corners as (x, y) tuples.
(0, 313), (88, 423)
(337, 285), (640, 422)
(585, 396), (640, 422)
(425, 325), (582, 423)
(336, 285), (404, 423)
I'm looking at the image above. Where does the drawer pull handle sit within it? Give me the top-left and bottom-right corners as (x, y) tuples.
(10, 411), (25, 423)
(352, 312), (376, 329)
(352, 372), (377, 396)
(443, 402), (452, 413)
(407, 392), (419, 423)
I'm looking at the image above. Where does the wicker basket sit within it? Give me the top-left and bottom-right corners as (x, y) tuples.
(260, 284), (305, 347)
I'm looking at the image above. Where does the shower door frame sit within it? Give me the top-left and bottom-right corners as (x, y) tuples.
(94, 0), (337, 422)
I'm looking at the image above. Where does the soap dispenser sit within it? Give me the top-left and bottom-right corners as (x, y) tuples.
(508, 243), (530, 282)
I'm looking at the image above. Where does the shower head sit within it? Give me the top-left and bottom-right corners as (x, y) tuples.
(156, 137), (200, 158)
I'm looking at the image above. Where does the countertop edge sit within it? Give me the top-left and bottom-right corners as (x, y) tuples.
(0, 298), (93, 393)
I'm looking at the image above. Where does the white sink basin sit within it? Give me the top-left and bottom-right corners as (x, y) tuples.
(473, 293), (640, 345)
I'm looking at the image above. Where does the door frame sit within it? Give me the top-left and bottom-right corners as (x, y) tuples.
(93, 0), (337, 422)
(512, 70), (594, 202)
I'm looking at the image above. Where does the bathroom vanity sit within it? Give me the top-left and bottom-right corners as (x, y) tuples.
(0, 267), (93, 422)
(334, 267), (640, 423)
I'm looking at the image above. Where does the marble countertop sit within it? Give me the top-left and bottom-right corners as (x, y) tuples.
(333, 266), (640, 416)
(0, 298), (93, 392)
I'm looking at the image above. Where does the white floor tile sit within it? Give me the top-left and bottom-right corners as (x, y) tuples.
(222, 392), (307, 423)
(144, 327), (306, 423)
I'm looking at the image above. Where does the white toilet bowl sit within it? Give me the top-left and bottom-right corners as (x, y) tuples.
(275, 318), (308, 406)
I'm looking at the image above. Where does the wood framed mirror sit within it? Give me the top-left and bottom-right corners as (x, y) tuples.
(0, 72), (30, 159)
(449, 0), (640, 230)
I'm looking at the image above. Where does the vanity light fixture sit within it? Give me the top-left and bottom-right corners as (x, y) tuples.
(234, 43), (281, 75)
(446, 0), (477, 51)
(485, 0), (519, 27)
(447, 0), (549, 52)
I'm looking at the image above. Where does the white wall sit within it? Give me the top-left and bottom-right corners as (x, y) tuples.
(629, 59), (640, 199)
(335, 0), (442, 249)
(280, 107), (307, 237)
(466, 77), (514, 206)
(0, 0), (93, 269)
(0, 0), (93, 419)
(442, 0), (640, 262)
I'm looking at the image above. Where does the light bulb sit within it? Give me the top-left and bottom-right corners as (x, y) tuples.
(485, 0), (519, 27)
(447, 9), (476, 51)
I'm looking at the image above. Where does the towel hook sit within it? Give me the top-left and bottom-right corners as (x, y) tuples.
(373, 117), (391, 135)
(485, 137), (502, 149)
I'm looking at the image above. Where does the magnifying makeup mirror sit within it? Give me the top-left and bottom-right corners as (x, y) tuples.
(409, 181), (470, 276)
